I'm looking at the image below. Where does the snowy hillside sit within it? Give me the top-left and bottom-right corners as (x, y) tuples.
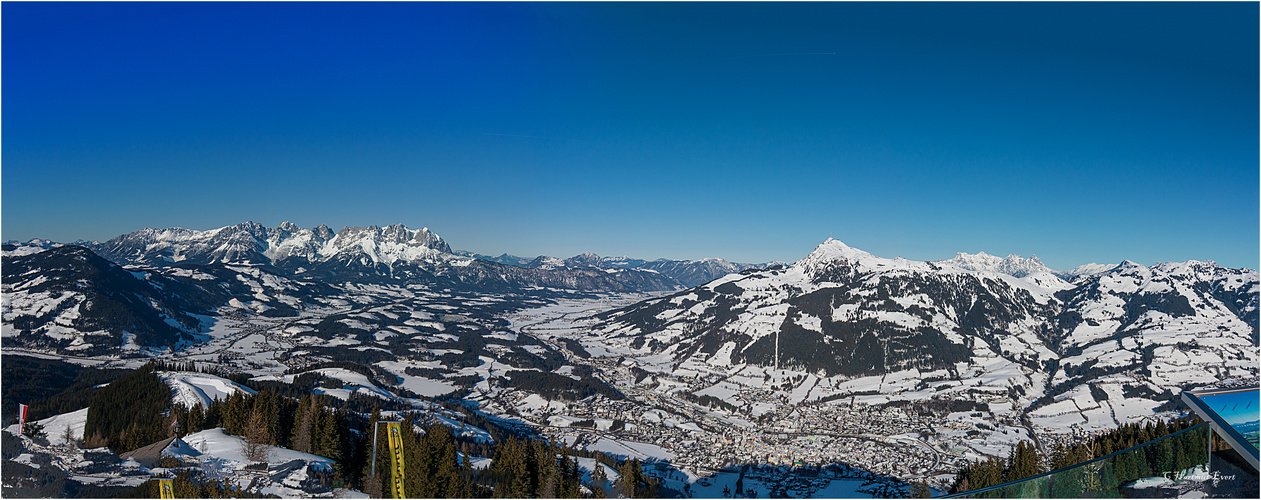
(2, 409), (340, 498)
(1047, 259), (1259, 406)
(578, 238), (1258, 436)
(0, 245), (213, 355)
(159, 372), (257, 410)
(0, 245), (350, 355)
(3, 408), (89, 446)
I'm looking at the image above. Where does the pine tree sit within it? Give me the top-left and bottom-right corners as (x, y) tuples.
(490, 436), (529, 498)
(618, 460), (636, 497)
(532, 440), (555, 497)
(428, 424), (467, 498)
(591, 457), (609, 497)
(1005, 441), (1043, 482)
(966, 457), (1004, 491)
(314, 405), (342, 461)
(1152, 439), (1174, 478)
(560, 453), (580, 498)
(1171, 443), (1188, 480)
(401, 418), (430, 498)
(614, 459), (653, 498)
(292, 395), (315, 454)
(188, 403), (204, 435)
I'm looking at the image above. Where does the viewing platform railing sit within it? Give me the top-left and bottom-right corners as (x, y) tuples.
(944, 422), (1219, 498)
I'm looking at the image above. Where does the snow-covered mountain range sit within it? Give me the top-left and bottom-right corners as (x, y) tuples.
(3, 226), (1257, 489)
(936, 251), (1113, 281)
(462, 251), (765, 288)
(89, 221), (451, 268)
(586, 238), (1257, 416)
(520, 252), (763, 288)
(75, 221), (757, 290)
(4, 225), (1255, 424)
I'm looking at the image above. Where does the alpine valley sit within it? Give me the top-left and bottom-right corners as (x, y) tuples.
(2, 221), (1256, 498)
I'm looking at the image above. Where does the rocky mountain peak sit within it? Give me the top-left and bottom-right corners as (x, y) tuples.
(409, 226), (450, 253)
(565, 252), (604, 267)
(276, 221), (301, 233)
(312, 224), (335, 240)
(801, 238), (874, 264)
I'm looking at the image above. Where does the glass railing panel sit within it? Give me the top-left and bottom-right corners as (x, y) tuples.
(949, 422), (1214, 498)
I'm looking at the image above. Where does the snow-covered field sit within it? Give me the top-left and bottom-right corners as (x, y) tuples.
(374, 359), (459, 397)
(160, 371), (257, 409)
(3, 408), (88, 446)
(309, 368), (398, 402)
(179, 428), (333, 466)
(585, 437), (676, 462)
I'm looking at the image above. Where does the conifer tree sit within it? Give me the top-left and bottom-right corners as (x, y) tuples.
(618, 460), (635, 497)
(188, 403), (204, 435)
(314, 404), (342, 461)
(965, 456), (1005, 491)
(1005, 441), (1043, 482)
(532, 440), (555, 497)
(490, 436), (529, 498)
(430, 424), (467, 498)
(560, 453), (580, 498)
(400, 417), (429, 498)
(591, 457), (609, 498)
(292, 395), (315, 454)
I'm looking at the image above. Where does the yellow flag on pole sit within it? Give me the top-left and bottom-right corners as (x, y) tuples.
(157, 478), (174, 499)
(386, 421), (406, 499)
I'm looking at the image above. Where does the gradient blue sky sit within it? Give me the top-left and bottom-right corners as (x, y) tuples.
(4, 2), (1257, 270)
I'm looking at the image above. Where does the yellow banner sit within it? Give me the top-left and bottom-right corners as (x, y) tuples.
(157, 478), (174, 499)
(386, 421), (406, 499)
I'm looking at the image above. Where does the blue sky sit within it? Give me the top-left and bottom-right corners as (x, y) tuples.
(4, 2), (1257, 270)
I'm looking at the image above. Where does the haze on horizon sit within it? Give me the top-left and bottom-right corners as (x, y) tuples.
(3, 2), (1257, 271)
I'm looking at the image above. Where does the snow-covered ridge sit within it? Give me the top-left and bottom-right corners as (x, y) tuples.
(1, 239), (64, 257)
(587, 236), (1257, 441)
(89, 221), (455, 268)
(506, 251), (759, 288)
(796, 238), (1073, 297)
(938, 251), (1055, 278)
(793, 238), (1251, 297)
(797, 238), (929, 275)
(1066, 262), (1118, 279)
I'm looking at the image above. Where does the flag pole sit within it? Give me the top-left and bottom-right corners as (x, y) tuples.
(371, 420), (402, 478)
